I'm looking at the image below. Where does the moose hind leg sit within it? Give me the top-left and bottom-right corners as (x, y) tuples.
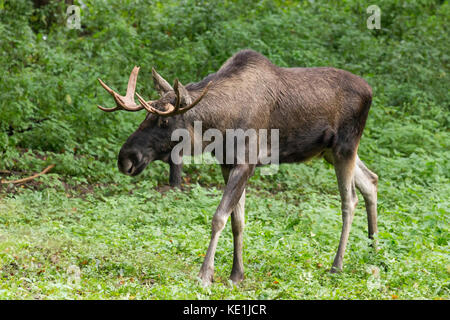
(354, 156), (378, 239)
(325, 153), (378, 244)
(331, 152), (358, 273)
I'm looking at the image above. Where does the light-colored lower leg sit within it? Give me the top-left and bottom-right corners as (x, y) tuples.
(230, 190), (246, 284)
(325, 153), (378, 241)
(198, 165), (253, 286)
(355, 156), (378, 239)
(331, 153), (358, 272)
(198, 210), (230, 286)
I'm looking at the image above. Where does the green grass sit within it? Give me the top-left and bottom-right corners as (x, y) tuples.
(0, 0), (449, 299)
(1, 123), (448, 299)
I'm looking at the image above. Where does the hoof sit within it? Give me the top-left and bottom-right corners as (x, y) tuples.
(198, 267), (214, 287)
(229, 273), (244, 286)
(329, 266), (342, 274)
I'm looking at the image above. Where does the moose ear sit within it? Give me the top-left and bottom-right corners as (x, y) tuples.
(173, 79), (192, 106)
(152, 68), (173, 95)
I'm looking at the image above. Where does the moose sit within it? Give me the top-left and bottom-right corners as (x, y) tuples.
(97, 49), (378, 286)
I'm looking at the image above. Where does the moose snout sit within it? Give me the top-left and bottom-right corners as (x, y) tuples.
(118, 149), (143, 176)
(118, 157), (135, 175)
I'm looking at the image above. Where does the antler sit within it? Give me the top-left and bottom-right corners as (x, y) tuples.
(136, 81), (212, 117)
(97, 66), (155, 112)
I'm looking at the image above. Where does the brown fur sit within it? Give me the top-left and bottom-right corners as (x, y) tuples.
(108, 49), (378, 285)
(173, 50), (373, 162)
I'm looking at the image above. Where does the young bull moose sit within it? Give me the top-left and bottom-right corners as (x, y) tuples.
(97, 50), (378, 286)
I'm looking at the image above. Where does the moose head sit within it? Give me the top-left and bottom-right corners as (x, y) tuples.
(97, 67), (211, 176)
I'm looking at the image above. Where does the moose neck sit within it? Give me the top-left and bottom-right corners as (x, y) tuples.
(181, 89), (223, 133)
(180, 101), (211, 151)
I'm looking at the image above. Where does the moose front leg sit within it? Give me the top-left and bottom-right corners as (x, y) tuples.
(221, 166), (246, 284)
(169, 157), (182, 188)
(198, 164), (255, 287)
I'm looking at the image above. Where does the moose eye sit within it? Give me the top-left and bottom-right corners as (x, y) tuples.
(159, 118), (169, 128)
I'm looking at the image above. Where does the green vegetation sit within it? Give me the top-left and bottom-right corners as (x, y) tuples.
(0, 0), (448, 299)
